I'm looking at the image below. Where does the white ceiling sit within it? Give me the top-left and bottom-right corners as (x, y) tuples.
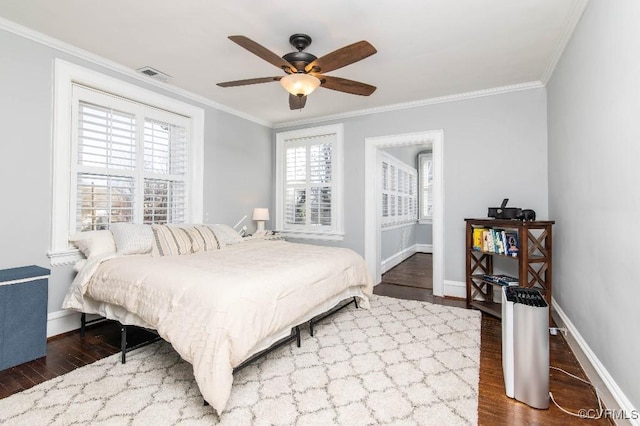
(0, 0), (585, 127)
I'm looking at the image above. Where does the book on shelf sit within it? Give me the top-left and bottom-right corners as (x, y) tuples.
(505, 231), (519, 257)
(500, 229), (508, 255)
(482, 274), (519, 286)
(483, 230), (494, 252)
(475, 228), (519, 256)
(494, 229), (508, 254)
(472, 228), (486, 251)
(491, 229), (501, 253)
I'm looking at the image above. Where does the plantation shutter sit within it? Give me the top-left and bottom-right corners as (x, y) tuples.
(72, 85), (190, 232)
(76, 102), (136, 230)
(420, 153), (433, 219)
(143, 119), (188, 224)
(283, 133), (335, 230)
(381, 152), (418, 228)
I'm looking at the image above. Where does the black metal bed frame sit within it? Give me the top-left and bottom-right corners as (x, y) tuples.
(80, 313), (161, 364)
(308, 296), (358, 337)
(80, 295), (361, 407)
(79, 313), (107, 338)
(80, 296), (360, 364)
(233, 325), (301, 373)
(119, 324), (162, 364)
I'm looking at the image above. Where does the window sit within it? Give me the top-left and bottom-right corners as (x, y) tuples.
(72, 87), (189, 231)
(381, 152), (417, 228)
(419, 152), (434, 222)
(50, 59), (204, 265)
(276, 124), (343, 240)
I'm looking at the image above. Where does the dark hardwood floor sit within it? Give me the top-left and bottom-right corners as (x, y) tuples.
(1, 255), (609, 424)
(378, 254), (610, 425)
(381, 253), (433, 289)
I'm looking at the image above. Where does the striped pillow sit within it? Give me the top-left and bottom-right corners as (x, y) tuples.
(188, 225), (221, 252)
(151, 225), (196, 257)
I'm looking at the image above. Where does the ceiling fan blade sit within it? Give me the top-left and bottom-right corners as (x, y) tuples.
(305, 41), (376, 74)
(228, 36), (296, 73)
(217, 76), (282, 87)
(316, 75), (376, 96)
(289, 94), (307, 110)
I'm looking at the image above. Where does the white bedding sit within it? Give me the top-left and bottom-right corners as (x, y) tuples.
(62, 239), (372, 413)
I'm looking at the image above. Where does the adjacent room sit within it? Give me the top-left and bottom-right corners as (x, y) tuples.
(0, 0), (638, 424)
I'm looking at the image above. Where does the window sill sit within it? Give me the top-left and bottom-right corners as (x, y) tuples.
(418, 218), (433, 225)
(279, 231), (345, 242)
(47, 249), (82, 267)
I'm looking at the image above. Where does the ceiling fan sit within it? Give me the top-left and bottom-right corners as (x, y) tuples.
(217, 34), (377, 110)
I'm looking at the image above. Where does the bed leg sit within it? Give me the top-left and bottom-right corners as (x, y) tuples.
(308, 297), (358, 336)
(233, 325), (302, 373)
(80, 313), (86, 338)
(120, 325), (127, 364)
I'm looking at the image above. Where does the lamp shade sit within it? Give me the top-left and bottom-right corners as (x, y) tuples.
(252, 208), (270, 221)
(280, 73), (321, 97)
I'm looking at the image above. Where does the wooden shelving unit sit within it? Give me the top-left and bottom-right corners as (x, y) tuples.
(465, 218), (554, 319)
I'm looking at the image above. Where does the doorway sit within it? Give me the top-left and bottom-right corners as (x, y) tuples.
(364, 130), (444, 296)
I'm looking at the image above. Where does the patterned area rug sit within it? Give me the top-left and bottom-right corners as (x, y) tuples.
(0, 295), (481, 425)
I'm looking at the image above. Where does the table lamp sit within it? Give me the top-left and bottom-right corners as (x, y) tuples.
(252, 208), (270, 231)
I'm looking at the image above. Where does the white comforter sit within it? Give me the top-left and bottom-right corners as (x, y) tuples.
(63, 239), (372, 413)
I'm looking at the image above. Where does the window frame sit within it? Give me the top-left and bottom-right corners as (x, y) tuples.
(49, 59), (204, 266)
(275, 124), (344, 241)
(71, 86), (191, 229)
(418, 152), (434, 224)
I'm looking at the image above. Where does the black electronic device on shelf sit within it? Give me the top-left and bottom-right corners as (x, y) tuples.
(488, 198), (521, 220)
(488, 199), (537, 221)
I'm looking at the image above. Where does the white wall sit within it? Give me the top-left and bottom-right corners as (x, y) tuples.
(0, 27), (272, 322)
(547, 0), (640, 411)
(381, 225), (417, 263)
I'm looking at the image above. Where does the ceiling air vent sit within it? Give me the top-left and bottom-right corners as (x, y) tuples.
(136, 66), (172, 83)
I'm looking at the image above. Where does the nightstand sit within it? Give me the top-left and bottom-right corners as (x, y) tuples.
(248, 231), (283, 241)
(0, 265), (50, 370)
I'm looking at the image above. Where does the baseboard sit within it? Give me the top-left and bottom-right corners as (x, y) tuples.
(381, 245), (417, 274)
(443, 280), (466, 298)
(416, 244), (433, 253)
(380, 244), (433, 274)
(47, 310), (80, 337)
(552, 298), (639, 425)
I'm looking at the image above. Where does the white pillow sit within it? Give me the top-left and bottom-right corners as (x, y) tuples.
(210, 224), (243, 245)
(69, 230), (116, 259)
(110, 223), (154, 255)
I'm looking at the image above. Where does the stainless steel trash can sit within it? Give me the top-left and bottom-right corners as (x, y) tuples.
(502, 286), (549, 409)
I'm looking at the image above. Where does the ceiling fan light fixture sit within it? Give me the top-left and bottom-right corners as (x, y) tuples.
(280, 73), (320, 97)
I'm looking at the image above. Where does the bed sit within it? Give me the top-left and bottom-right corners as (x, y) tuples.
(62, 224), (373, 414)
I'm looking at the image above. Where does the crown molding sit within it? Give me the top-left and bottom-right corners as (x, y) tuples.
(0, 15), (561, 131)
(541, 0), (589, 84)
(0, 16), (271, 128)
(273, 81), (545, 129)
